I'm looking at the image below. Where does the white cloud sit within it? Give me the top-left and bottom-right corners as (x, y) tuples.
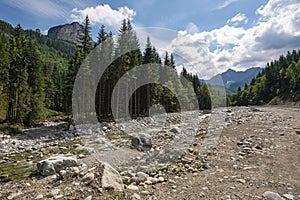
(168, 0), (300, 79)
(71, 4), (136, 30)
(227, 13), (248, 26)
(217, 0), (239, 10)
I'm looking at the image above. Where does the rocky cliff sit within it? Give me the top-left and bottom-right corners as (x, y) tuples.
(47, 22), (83, 44)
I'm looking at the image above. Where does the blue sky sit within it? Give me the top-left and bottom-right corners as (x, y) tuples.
(0, 0), (299, 79)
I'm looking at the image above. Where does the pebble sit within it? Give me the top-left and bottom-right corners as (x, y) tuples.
(141, 190), (150, 195)
(82, 172), (95, 182)
(127, 184), (139, 191)
(282, 194), (294, 200)
(35, 194), (44, 199)
(84, 196), (93, 200)
(50, 189), (61, 197)
(236, 179), (246, 184)
(131, 193), (141, 200)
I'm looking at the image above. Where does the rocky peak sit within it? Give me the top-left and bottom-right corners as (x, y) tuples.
(47, 22), (83, 44)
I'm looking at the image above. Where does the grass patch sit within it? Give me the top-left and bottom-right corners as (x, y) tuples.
(172, 167), (184, 175)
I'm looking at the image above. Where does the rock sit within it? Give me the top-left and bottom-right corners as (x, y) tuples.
(131, 193), (141, 200)
(35, 194), (44, 199)
(127, 184), (139, 191)
(236, 179), (246, 184)
(54, 195), (64, 199)
(82, 172), (94, 183)
(147, 177), (160, 184)
(170, 127), (180, 134)
(158, 176), (165, 182)
(101, 162), (124, 191)
(84, 196), (93, 200)
(131, 133), (152, 150)
(37, 155), (78, 176)
(136, 172), (149, 179)
(7, 191), (23, 200)
(50, 189), (60, 197)
(69, 125), (75, 131)
(141, 190), (150, 195)
(282, 194), (294, 200)
(131, 176), (146, 184)
(263, 191), (285, 200)
(48, 22), (83, 43)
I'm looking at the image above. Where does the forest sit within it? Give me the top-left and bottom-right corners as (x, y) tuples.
(0, 16), (299, 127)
(230, 50), (300, 106)
(0, 16), (212, 126)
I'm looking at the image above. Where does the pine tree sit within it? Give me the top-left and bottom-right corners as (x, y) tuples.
(0, 32), (10, 119)
(25, 40), (44, 125)
(7, 24), (29, 124)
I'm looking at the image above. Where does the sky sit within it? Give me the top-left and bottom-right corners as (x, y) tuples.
(0, 0), (299, 79)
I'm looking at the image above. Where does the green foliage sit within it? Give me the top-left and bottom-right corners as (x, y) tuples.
(0, 17), (216, 127)
(231, 50), (300, 106)
(0, 22), (73, 126)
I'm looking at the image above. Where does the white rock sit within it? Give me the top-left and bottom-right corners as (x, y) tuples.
(50, 189), (60, 197)
(131, 193), (141, 200)
(136, 172), (149, 179)
(101, 162), (124, 191)
(82, 172), (94, 182)
(35, 194), (44, 199)
(127, 184), (139, 191)
(37, 155), (78, 176)
(84, 196), (93, 200)
(263, 191), (285, 200)
(282, 194), (294, 200)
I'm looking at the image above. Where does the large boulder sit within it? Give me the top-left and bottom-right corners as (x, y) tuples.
(37, 155), (78, 176)
(131, 133), (152, 150)
(101, 162), (124, 191)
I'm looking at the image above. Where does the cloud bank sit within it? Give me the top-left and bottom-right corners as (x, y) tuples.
(169, 0), (300, 79)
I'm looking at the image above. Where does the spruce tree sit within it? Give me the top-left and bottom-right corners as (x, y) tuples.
(7, 24), (29, 124)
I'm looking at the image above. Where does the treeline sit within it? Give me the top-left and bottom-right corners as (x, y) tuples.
(0, 25), (45, 125)
(231, 50), (300, 105)
(65, 16), (211, 122)
(0, 16), (212, 125)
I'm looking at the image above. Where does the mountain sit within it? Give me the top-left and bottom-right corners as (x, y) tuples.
(47, 22), (83, 44)
(0, 20), (76, 59)
(207, 67), (263, 92)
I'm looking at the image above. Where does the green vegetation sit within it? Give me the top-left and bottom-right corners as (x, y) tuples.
(231, 50), (300, 106)
(0, 20), (73, 127)
(2, 17), (298, 128)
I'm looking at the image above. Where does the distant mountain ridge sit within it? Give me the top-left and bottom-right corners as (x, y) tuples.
(48, 22), (83, 44)
(207, 67), (263, 92)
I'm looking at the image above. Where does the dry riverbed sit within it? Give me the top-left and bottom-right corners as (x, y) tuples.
(0, 107), (299, 200)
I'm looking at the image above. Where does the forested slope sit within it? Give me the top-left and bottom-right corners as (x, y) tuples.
(231, 50), (300, 106)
